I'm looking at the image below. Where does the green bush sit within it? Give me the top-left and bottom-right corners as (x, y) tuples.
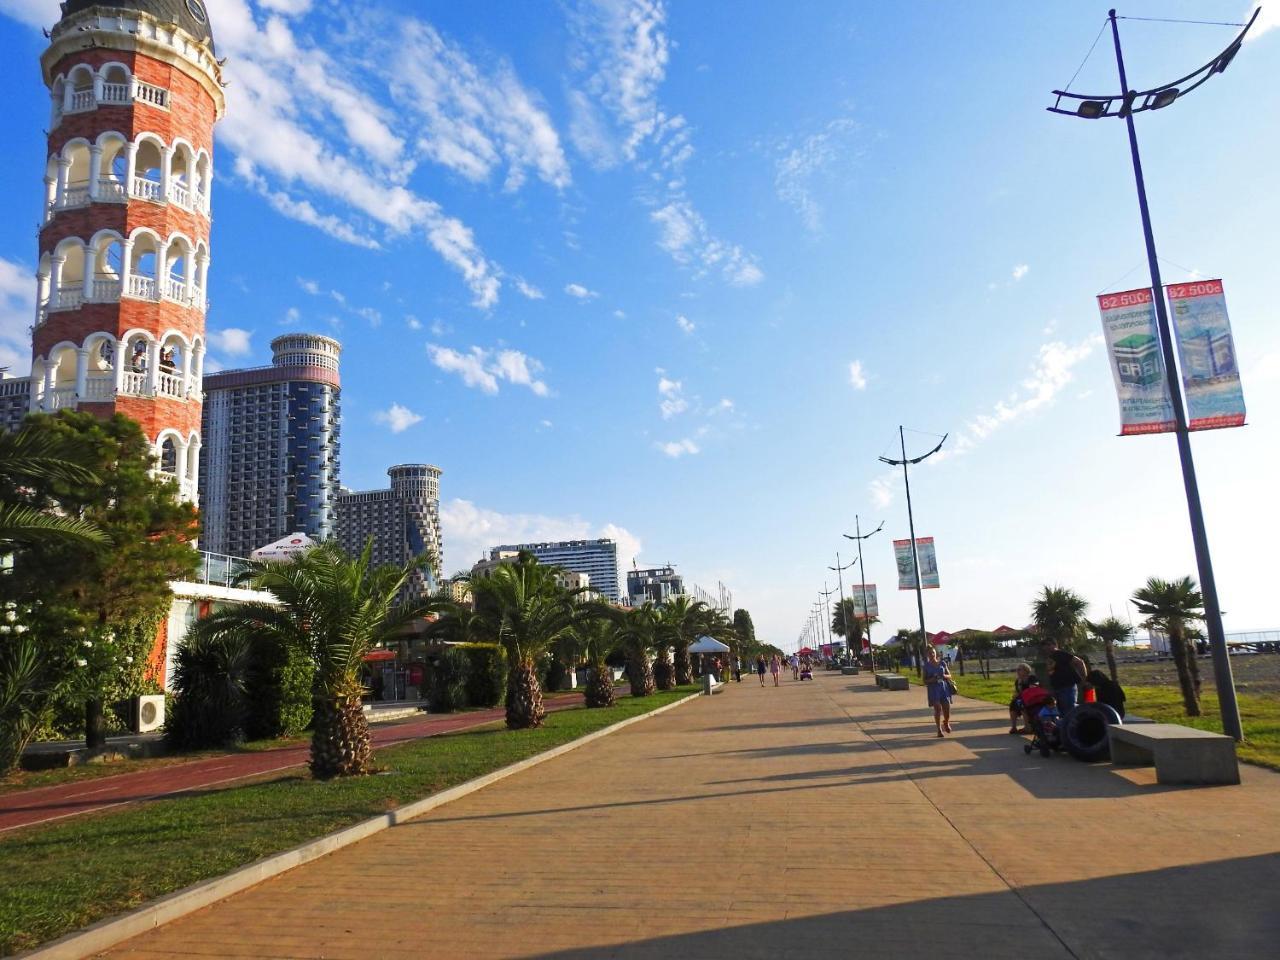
(166, 631), (253, 749)
(460, 644), (506, 708)
(245, 635), (314, 740)
(544, 657), (569, 692)
(429, 647), (470, 712)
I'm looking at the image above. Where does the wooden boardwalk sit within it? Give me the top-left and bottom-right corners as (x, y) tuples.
(97, 672), (1280, 959)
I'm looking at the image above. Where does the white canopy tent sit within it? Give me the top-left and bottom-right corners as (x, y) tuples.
(250, 532), (316, 562)
(688, 636), (730, 654)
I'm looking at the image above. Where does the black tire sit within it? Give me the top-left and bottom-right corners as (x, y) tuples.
(1023, 743), (1033, 755)
(1063, 702), (1122, 762)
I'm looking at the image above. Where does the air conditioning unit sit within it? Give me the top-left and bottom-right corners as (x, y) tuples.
(133, 694), (165, 733)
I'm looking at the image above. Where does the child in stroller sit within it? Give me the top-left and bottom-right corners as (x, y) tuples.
(1018, 683), (1062, 758)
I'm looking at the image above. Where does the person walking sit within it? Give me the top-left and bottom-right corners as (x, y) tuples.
(923, 647), (953, 737)
(789, 654), (799, 680)
(755, 654), (767, 687)
(769, 653), (781, 687)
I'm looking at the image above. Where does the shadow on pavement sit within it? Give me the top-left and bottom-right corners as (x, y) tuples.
(526, 853), (1280, 960)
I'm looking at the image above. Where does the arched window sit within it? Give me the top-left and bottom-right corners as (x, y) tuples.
(97, 135), (129, 201)
(67, 66), (94, 112)
(159, 437), (178, 475)
(61, 141), (91, 207)
(100, 64), (130, 104)
(170, 144), (194, 208)
(89, 234), (124, 301)
(164, 237), (193, 302)
(133, 139), (164, 201)
(127, 232), (160, 300)
(52, 239), (86, 310)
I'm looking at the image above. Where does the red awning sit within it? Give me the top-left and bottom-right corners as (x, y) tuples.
(363, 650), (396, 662)
(797, 647), (816, 655)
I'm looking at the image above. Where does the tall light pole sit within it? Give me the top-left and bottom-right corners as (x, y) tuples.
(1046, 9), (1259, 741)
(880, 428), (946, 661)
(820, 585), (837, 659)
(843, 516), (884, 661)
(829, 553), (857, 664)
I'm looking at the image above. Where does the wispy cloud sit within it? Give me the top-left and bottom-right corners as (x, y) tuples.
(0, 256), (33, 374)
(1012, 263), (1030, 281)
(773, 117), (858, 232)
(657, 438), (699, 458)
(651, 201), (763, 286)
(966, 336), (1101, 440)
(1246, 4), (1278, 40)
(565, 282), (599, 300)
(440, 498), (642, 572)
(658, 375), (688, 418)
(375, 402), (424, 433)
(514, 278), (545, 300)
(428, 344), (550, 396)
(209, 328), (254, 357)
(676, 315), (695, 335)
(848, 360), (868, 390)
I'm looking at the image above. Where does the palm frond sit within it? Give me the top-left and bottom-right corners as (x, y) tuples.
(0, 502), (107, 546)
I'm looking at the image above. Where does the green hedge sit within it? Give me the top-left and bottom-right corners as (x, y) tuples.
(429, 647), (470, 712)
(460, 644), (506, 708)
(245, 635), (313, 740)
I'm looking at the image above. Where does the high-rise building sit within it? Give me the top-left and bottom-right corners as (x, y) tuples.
(627, 566), (685, 607)
(199, 334), (341, 557)
(22, 0), (224, 502)
(0, 374), (32, 434)
(487, 539), (620, 601)
(338, 465), (443, 601)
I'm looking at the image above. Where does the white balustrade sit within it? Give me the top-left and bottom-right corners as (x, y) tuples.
(60, 184), (89, 208)
(164, 277), (187, 302)
(132, 177), (162, 201)
(121, 371), (147, 396)
(68, 89), (94, 112)
(97, 177), (126, 201)
(169, 183), (190, 208)
(51, 284), (83, 311)
(157, 372), (184, 398)
(91, 277), (121, 301)
(82, 374), (114, 401)
(133, 81), (168, 108)
(100, 82), (129, 104)
(127, 275), (158, 300)
(46, 387), (76, 410)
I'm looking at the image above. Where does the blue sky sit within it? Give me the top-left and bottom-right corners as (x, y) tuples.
(1, 1), (1277, 645)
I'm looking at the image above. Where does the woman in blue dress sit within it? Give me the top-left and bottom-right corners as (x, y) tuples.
(923, 647), (953, 737)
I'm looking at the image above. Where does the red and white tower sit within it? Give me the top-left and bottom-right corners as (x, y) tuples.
(30, 0), (223, 501)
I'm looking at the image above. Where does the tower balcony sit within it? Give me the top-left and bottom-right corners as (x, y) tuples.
(54, 77), (170, 123)
(46, 174), (208, 217)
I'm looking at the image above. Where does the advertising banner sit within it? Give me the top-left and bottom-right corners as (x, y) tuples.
(894, 537), (940, 590)
(1166, 279), (1245, 430)
(851, 585), (879, 619)
(1097, 287), (1176, 435)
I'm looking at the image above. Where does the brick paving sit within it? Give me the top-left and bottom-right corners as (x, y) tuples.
(96, 672), (1280, 959)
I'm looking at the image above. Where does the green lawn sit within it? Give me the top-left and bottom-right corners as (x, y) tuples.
(950, 673), (1280, 771)
(0, 687), (697, 956)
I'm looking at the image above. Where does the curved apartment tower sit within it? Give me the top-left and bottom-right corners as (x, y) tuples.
(338, 464), (443, 600)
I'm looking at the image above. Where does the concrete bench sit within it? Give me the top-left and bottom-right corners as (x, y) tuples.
(1108, 723), (1239, 785)
(875, 673), (909, 691)
(841, 665), (860, 676)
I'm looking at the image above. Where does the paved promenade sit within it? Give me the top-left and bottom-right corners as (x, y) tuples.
(97, 673), (1280, 959)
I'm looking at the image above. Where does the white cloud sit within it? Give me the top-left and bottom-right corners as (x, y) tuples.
(613, 309), (627, 319)
(0, 0), (54, 29)
(712, 398), (734, 414)
(966, 335), (1100, 440)
(869, 472), (895, 509)
(260, 0), (313, 14)
(657, 375), (688, 418)
(1246, 4), (1278, 40)
(209, 328), (253, 357)
(1012, 263), (1030, 281)
(676, 315), (695, 335)
(298, 277), (322, 296)
(565, 282), (598, 300)
(848, 360), (867, 390)
(0, 256), (34, 374)
(405, 314), (423, 330)
(657, 438), (699, 458)
(514, 278), (545, 300)
(282, 306), (301, 325)
(774, 118), (858, 232)
(651, 201), (764, 286)
(375, 402), (424, 433)
(428, 344), (549, 396)
(440, 498), (641, 574)
(237, 163), (381, 249)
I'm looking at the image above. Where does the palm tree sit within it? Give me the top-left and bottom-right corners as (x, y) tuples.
(1087, 616), (1133, 682)
(1131, 577), (1204, 717)
(187, 542), (433, 778)
(470, 557), (579, 728)
(573, 612), (618, 708)
(0, 426), (105, 547)
(656, 596), (708, 686)
(1031, 586), (1089, 651)
(613, 604), (657, 697)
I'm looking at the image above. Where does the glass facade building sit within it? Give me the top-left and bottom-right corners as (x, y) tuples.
(198, 334), (341, 557)
(488, 539), (620, 602)
(337, 464), (443, 602)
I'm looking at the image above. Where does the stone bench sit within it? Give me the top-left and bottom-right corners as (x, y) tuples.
(1108, 723), (1239, 785)
(841, 665), (860, 676)
(875, 673), (909, 691)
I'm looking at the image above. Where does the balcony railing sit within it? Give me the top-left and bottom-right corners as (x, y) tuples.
(132, 176), (162, 202)
(121, 370), (147, 396)
(189, 551), (253, 589)
(47, 175), (205, 217)
(170, 183), (190, 209)
(82, 374), (114, 401)
(96, 177), (126, 201)
(164, 277), (187, 302)
(68, 89), (94, 112)
(49, 284), (84, 311)
(61, 183), (90, 208)
(57, 79), (169, 121)
(100, 82), (129, 103)
(133, 80), (168, 108)
(128, 275), (157, 300)
(157, 371), (184, 398)
(46, 387), (76, 410)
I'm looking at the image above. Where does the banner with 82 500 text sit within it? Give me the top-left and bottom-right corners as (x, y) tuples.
(894, 538), (939, 590)
(1166, 279), (1245, 431)
(1097, 287), (1176, 435)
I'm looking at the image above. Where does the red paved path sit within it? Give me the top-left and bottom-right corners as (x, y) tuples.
(0, 696), (589, 834)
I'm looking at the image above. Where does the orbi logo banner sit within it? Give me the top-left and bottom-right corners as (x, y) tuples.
(1166, 279), (1246, 431)
(1097, 287), (1176, 435)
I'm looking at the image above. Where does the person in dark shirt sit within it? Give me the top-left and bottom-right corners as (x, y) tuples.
(1087, 669), (1127, 718)
(1009, 662), (1038, 734)
(1040, 639), (1087, 716)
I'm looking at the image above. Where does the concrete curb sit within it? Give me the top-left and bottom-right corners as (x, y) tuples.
(18, 692), (701, 960)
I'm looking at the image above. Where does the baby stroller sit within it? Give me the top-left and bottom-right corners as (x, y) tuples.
(1019, 684), (1062, 758)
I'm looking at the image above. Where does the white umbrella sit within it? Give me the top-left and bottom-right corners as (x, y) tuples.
(688, 635), (730, 654)
(251, 532), (316, 562)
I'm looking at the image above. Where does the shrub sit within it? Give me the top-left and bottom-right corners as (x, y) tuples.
(460, 644), (506, 708)
(544, 657), (569, 692)
(166, 630), (253, 749)
(429, 647), (470, 712)
(245, 635), (314, 740)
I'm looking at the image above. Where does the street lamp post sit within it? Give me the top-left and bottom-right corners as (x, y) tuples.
(829, 553), (857, 665)
(843, 516), (885, 665)
(879, 427), (946, 663)
(1046, 9), (1260, 741)
(820, 585), (837, 660)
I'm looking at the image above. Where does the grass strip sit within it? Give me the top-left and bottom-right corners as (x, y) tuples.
(0, 687), (697, 956)
(950, 674), (1280, 771)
